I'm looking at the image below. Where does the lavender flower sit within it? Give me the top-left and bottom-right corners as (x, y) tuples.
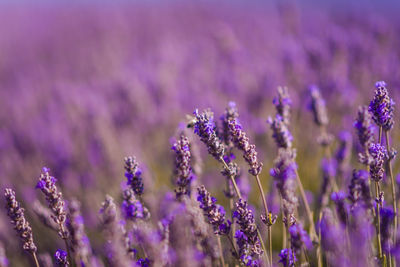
(233, 199), (263, 266)
(66, 199), (91, 265)
(32, 200), (58, 231)
(273, 86), (292, 125)
(348, 170), (373, 210)
(359, 143), (387, 181)
(354, 106), (375, 151)
(192, 109), (225, 160)
(289, 223), (312, 257)
(267, 114), (293, 150)
(121, 189), (144, 220)
(172, 135), (193, 199)
(270, 149), (298, 224)
(380, 207), (395, 253)
(36, 167), (68, 239)
(331, 191), (348, 226)
(137, 258), (150, 267)
(317, 158), (336, 209)
(4, 188), (37, 253)
(54, 249), (69, 267)
(309, 85), (329, 127)
(228, 118), (263, 176)
(220, 101), (239, 148)
(278, 248), (296, 267)
(196, 185), (231, 235)
(369, 81), (395, 131)
(124, 156), (144, 196)
(335, 131), (352, 176)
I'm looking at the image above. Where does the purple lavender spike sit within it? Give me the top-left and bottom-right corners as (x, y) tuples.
(54, 249), (69, 267)
(354, 106), (375, 152)
(124, 156), (144, 196)
(192, 109), (225, 160)
(121, 189), (144, 221)
(267, 114), (293, 150)
(4, 188), (37, 254)
(172, 135), (194, 199)
(359, 143), (387, 182)
(309, 85), (329, 127)
(331, 191), (348, 226)
(289, 223), (312, 257)
(369, 81), (395, 131)
(348, 170), (373, 210)
(220, 101), (239, 149)
(273, 86), (292, 125)
(380, 207), (395, 254)
(278, 248), (296, 267)
(228, 118), (262, 176)
(196, 185), (231, 235)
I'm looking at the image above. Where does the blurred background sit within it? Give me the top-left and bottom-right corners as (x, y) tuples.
(1, 0), (400, 265)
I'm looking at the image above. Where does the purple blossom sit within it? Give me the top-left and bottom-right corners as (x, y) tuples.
(192, 109), (225, 160)
(124, 157), (144, 196)
(228, 118), (263, 176)
(267, 114), (293, 149)
(196, 185), (231, 235)
(309, 85), (329, 127)
(359, 143), (387, 181)
(380, 207), (395, 253)
(348, 170), (372, 210)
(220, 101), (239, 149)
(54, 249), (69, 267)
(278, 248), (296, 267)
(172, 135), (193, 199)
(369, 81), (395, 131)
(273, 86), (292, 125)
(121, 189), (144, 220)
(4, 188), (37, 254)
(289, 223), (312, 257)
(354, 106), (375, 152)
(331, 191), (348, 225)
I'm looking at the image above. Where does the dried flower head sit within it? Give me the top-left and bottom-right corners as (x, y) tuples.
(369, 81), (395, 131)
(4, 188), (37, 254)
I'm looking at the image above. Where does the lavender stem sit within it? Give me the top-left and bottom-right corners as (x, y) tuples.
(217, 236), (226, 267)
(220, 157), (242, 199)
(33, 253), (40, 267)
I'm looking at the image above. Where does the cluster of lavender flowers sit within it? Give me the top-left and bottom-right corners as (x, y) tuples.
(3, 2), (400, 266)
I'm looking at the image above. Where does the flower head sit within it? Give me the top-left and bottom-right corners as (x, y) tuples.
(172, 135), (194, 199)
(54, 249), (69, 267)
(273, 86), (292, 125)
(279, 248), (296, 267)
(309, 85), (329, 127)
(267, 114), (293, 149)
(124, 156), (144, 196)
(121, 189), (144, 220)
(289, 223), (312, 257)
(354, 106), (375, 151)
(348, 170), (372, 210)
(4, 188), (37, 254)
(220, 101), (239, 149)
(369, 81), (395, 131)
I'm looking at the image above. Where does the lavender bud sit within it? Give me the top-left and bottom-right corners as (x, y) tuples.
(220, 101), (239, 148)
(270, 149), (298, 221)
(359, 143), (387, 182)
(36, 167), (68, 239)
(331, 191), (348, 226)
(233, 199), (263, 265)
(369, 81), (395, 131)
(289, 223), (312, 257)
(124, 156), (144, 196)
(273, 86), (292, 125)
(196, 185), (231, 235)
(354, 106), (375, 151)
(309, 85), (329, 127)
(228, 118), (263, 176)
(317, 158), (336, 208)
(278, 248), (296, 267)
(380, 207), (395, 253)
(267, 115), (293, 149)
(54, 249), (69, 267)
(121, 189), (144, 221)
(4, 188), (37, 254)
(192, 109), (225, 160)
(172, 135), (193, 199)
(348, 170), (373, 210)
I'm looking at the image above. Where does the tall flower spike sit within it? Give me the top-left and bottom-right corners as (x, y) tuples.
(4, 188), (37, 254)
(289, 223), (312, 257)
(36, 167), (68, 239)
(380, 207), (395, 253)
(309, 85), (329, 127)
(197, 185), (231, 235)
(278, 248), (296, 267)
(228, 118), (263, 176)
(354, 106), (375, 152)
(273, 86), (292, 125)
(369, 81), (395, 131)
(359, 143), (387, 182)
(172, 135), (193, 199)
(267, 114), (293, 149)
(233, 199), (263, 266)
(54, 249), (69, 267)
(192, 109), (225, 160)
(121, 189), (144, 221)
(124, 156), (144, 196)
(270, 149), (298, 224)
(66, 199), (91, 265)
(348, 170), (373, 210)
(331, 191), (348, 226)
(220, 101), (239, 148)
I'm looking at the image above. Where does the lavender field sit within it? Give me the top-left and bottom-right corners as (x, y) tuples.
(1, 1), (400, 266)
